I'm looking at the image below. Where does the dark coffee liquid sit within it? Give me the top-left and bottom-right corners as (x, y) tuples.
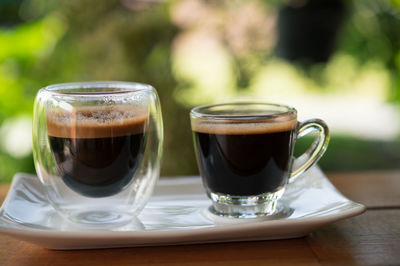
(193, 123), (295, 196)
(46, 107), (147, 198)
(49, 133), (145, 197)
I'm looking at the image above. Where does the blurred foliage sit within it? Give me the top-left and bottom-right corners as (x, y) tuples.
(0, 0), (400, 182)
(294, 135), (400, 171)
(338, 0), (400, 102)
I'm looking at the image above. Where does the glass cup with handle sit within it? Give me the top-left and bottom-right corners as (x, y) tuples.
(190, 102), (329, 218)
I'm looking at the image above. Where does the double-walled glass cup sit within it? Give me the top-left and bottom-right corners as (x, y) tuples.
(33, 82), (163, 226)
(191, 102), (329, 218)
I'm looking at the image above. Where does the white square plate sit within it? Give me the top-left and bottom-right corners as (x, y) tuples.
(0, 166), (365, 250)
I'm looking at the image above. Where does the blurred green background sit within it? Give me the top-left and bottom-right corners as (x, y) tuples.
(1, 0), (400, 182)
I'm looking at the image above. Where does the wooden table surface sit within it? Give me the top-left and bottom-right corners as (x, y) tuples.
(0, 171), (399, 266)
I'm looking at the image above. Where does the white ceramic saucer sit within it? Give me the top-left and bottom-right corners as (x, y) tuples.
(0, 166), (365, 250)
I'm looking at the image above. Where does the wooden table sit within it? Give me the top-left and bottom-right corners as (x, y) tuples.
(0, 171), (399, 265)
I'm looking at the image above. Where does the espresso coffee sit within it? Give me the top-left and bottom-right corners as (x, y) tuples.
(46, 107), (148, 198)
(193, 119), (297, 196)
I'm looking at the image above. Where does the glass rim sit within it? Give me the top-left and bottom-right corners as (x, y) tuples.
(190, 102), (297, 120)
(42, 81), (154, 96)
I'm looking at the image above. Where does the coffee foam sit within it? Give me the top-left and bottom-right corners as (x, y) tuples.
(192, 118), (297, 135)
(46, 106), (148, 138)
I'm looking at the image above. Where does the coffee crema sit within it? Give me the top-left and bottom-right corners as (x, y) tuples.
(193, 118), (297, 196)
(46, 106), (148, 198)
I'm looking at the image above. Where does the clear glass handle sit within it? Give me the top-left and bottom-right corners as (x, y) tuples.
(289, 119), (330, 182)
